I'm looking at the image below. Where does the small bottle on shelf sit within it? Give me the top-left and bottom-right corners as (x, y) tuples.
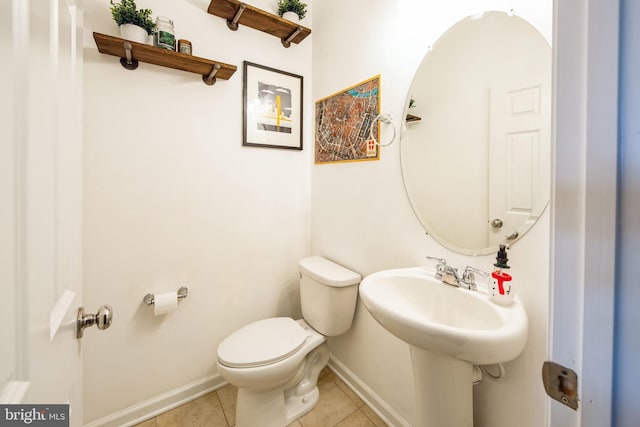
(154, 17), (176, 51)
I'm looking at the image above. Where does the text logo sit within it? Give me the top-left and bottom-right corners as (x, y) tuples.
(0, 405), (69, 426)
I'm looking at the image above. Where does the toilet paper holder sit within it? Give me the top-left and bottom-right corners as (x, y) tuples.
(143, 286), (188, 306)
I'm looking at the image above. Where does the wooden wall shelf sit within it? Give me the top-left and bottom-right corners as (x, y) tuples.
(93, 32), (237, 85)
(406, 114), (422, 123)
(207, 0), (311, 48)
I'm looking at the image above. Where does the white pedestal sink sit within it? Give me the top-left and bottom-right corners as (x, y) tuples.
(359, 267), (528, 427)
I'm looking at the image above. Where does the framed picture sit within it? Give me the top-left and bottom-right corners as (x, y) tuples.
(243, 61), (303, 150)
(314, 75), (381, 163)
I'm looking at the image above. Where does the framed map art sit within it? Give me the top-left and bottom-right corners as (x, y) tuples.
(314, 75), (381, 163)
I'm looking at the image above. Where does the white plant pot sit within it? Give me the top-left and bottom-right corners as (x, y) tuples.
(248, 0), (278, 14)
(119, 24), (149, 44)
(282, 11), (300, 22)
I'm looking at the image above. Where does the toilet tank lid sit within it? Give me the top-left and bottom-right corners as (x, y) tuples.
(298, 256), (361, 287)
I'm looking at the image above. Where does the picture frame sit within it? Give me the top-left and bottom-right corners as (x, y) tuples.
(243, 61), (304, 150)
(314, 75), (381, 163)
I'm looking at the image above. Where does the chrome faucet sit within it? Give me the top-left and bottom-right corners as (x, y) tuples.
(460, 266), (489, 291)
(441, 265), (461, 287)
(426, 256), (460, 287)
(426, 257), (487, 291)
(425, 256), (447, 281)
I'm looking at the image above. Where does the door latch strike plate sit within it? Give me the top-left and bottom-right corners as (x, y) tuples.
(542, 361), (579, 410)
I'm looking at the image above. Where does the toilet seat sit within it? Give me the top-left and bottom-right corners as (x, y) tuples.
(217, 317), (307, 368)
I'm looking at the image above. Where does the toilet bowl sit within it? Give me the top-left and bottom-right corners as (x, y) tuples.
(217, 318), (329, 426)
(216, 256), (361, 427)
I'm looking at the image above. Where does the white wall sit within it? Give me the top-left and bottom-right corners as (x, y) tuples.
(312, 1), (551, 426)
(81, 0), (313, 423)
(81, 0), (553, 424)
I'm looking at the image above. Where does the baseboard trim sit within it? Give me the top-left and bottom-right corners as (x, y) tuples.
(83, 374), (227, 427)
(327, 356), (410, 427)
(84, 358), (406, 427)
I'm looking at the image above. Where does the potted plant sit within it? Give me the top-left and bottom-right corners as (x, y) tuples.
(276, 0), (308, 22)
(110, 0), (156, 44)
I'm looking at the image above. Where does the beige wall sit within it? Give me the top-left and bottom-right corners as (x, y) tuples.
(312, 1), (551, 426)
(82, 0), (313, 423)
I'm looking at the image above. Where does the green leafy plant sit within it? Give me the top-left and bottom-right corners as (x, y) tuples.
(277, 0), (308, 20)
(110, 0), (156, 35)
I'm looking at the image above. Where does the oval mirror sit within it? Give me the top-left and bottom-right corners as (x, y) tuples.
(401, 11), (551, 255)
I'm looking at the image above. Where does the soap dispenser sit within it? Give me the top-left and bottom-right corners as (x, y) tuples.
(490, 245), (514, 305)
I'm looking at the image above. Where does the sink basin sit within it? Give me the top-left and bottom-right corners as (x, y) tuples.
(359, 266), (529, 426)
(359, 266), (528, 365)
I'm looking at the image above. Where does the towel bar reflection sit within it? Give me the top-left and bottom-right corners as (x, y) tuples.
(143, 286), (188, 306)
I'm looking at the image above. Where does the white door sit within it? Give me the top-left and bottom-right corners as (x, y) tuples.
(0, 0), (85, 425)
(549, 0), (618, 426)
(488, 79), (550, 247)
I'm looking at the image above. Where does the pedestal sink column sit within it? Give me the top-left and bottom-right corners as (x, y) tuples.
(410, 346), (474, 427)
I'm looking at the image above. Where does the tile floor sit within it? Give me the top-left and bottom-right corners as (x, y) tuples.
(134, 368), (388, 427)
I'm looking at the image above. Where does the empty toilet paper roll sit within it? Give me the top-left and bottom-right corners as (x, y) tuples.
(153, 291), (178, 315)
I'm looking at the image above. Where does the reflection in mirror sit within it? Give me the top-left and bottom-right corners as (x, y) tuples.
(401, 11), (551, 255)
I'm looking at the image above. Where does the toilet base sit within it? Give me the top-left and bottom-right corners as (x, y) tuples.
(236, 387), (286, 427)
(283, 340), (330, 423)
(234, 341), (330, 427)
(235, 385), (321, 427)
(285, 386), (319, 423)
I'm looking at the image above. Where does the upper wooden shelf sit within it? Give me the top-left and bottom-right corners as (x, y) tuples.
(93, 32), (237, 85)
(207, 0), (311, 47)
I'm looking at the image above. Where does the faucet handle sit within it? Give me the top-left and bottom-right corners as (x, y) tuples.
(426, 256), (447, 279)
(461, 266), (489, 291)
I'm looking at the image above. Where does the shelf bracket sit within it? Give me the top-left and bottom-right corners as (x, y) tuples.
(227, 3), (246, 31)
(203, 63), (221, 86)
(119, 42), (139, 70)
(281, 26), (302, 48)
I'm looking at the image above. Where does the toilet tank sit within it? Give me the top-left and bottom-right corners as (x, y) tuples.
(298, 256), (361, 336)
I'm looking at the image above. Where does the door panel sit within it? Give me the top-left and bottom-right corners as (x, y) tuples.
(1, 1), (84, 424)
(0, 0), (19, 400)
(489, 80), (550, 246)
(550, 0), (618, 426)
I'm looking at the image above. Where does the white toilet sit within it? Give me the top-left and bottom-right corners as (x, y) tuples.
(216, 256), (361, 427)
